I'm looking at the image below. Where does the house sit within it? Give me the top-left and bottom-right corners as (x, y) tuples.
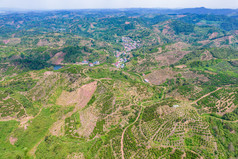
(173, 105), (180, 108)
(89, 63), (94, 67)
(144, 79), (149, 83)
(82, 60), (88, 64)
(121, 64), (125, 68)
(93, 61), (100, 65)
(115, 62), (120, 68)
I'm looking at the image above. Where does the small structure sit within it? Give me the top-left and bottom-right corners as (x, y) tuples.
(82, 60), (88, 64)
(116, 62), (120, 68)
(121, 64), (125, 68)
(113, 62), (120, 68)
(144, 79), (149, 83)
(93, 61), (100, 65)
(173, 105), (180, 108)
(89, 63), (94, 67)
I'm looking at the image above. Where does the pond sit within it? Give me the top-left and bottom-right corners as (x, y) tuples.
(53, 65), (63, 70)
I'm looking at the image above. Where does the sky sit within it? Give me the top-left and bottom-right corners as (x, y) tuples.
(0, 0), (238, 10)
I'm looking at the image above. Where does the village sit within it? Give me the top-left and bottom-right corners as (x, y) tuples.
(61, 37), (140, 68)
(56, 37), (140, 68)
(77, 36), (150, 83)
(112, 36), (140, 69)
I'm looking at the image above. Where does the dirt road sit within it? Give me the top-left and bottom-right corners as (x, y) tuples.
(121, 106), (142, 159)
(191, 87), (222, 105)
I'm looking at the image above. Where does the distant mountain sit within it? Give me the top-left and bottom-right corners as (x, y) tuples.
(0, 7), (237, 16)
(122, 7), (238, 16)
(176, 7), (238, 15)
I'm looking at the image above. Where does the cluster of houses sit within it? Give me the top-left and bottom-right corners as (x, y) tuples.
(82, 60), (100, 67)
(113, 58), (127, 68)
(113, 62), (125, 68)
(122, 36), (140, 52)
(112, 37), (141, 69)
(115, 50), (127, 58)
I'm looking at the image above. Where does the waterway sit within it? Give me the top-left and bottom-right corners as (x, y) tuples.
(53, 65), (63, 70)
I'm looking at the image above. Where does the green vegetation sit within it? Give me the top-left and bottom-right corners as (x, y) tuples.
(196, 88), (238, 114)
(171, 20), (195, 35)
(62, 46), (88, 63)
(0, 121), (21, 159)
(65, 112), (82, 137)
(0, 8), (238, 159)
(86, 67), (131, 81)
(14, 107), (59, 149)
(207, 117), (238, 158)
(223, 107), (238, 121)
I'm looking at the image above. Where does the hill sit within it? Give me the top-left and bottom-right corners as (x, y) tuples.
(0, 8), (237, 159)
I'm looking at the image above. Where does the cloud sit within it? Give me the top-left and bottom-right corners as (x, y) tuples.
(0, 0), (237, 10)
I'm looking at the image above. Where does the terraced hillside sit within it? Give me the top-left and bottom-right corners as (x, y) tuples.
(0, 9), (238, 159)
(0, 63), (237, 159)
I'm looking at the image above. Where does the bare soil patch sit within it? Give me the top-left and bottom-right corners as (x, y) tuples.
(166, 42), (190, 51)
(3, 39), (10, 44)
(209, 32), (218, 39)
(175, 65), (187, 69)
(19, 116), (34, 130)
(201, 50), (214, 61)
(90, 23), (95, 28)
(50, 81), (98, 136)
(166, 89), (191, 101)
(198, 40), (210, 46)
(177, 15), (187, 18)
(157, 106), (176, 117)
(155, 50), (190, 67)
(43, 71), (54, 76)
(162, 25), (174, 36)
(204, 70), (217, 75)
(50, 120), (65, 136)
(145, 67), (178, 85)
(50, 51), (66, 65)
(199, 35), (235, 47)
(181, 70), (209, 82)
(77, 108), (98, 137)
(37, 39), (50, 46)
(228, 35), (234, 44)
(56, 81), (97, 110)
(2, 38), (21, 45)
(9, 136), (18, 145)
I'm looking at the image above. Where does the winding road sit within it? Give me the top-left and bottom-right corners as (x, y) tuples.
(191, 87), (222, 105)
(121, 106), (143, 159)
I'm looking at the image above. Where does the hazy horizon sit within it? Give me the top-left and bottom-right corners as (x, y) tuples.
(0, 0), (237, 10)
